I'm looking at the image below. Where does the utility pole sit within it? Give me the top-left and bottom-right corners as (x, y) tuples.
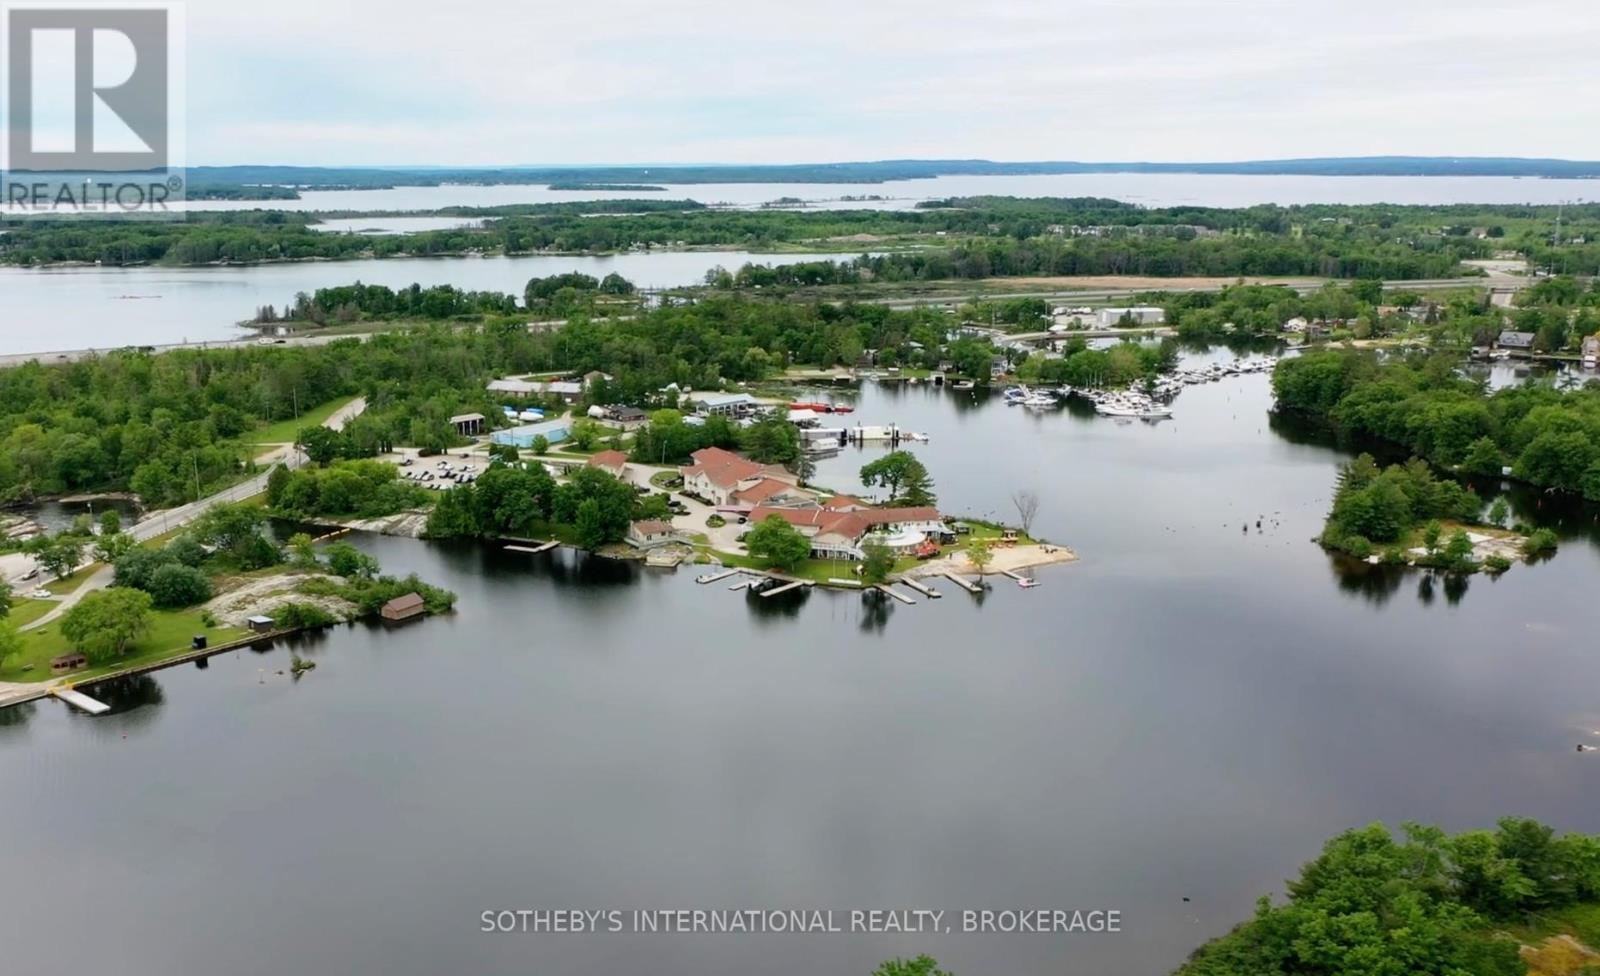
(192, 452), (201, 502)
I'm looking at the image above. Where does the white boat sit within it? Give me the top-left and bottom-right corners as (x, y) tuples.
(952, 380), (976, 391)
(1017, 578), (1041, 589)
(1021, 392), (1057, 408)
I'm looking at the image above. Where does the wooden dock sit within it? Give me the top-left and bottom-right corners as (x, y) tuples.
(52, 687), (110, 715)
(874, 584), (917, 605)
(697, 568), (741, 584)
(728, 579), (754, 591)
(942, 572), (983, 594)
(760, 579), (813, 598)
(505, 541), (559, 554)
(899, 577), (941, 599)
(1001, 569), (1028, 582)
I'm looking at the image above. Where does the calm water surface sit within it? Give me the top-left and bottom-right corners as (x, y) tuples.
(5, 355), (1600, 976)
(0, 250), (853, 355)
(179, 172), (1600, 213)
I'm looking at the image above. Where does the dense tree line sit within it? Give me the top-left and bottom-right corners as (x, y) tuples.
(0, 198), (1526, 272)
(267, 460), (431, 519)
(1274, 349), (1600, 500)
(1178, 818), (1600, 976)
(424, 463), (657, 549)
(0, 298), (988, 506)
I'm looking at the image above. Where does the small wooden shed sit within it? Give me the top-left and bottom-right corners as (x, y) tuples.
(246, 615), (275, 634)
(380, 593), (425, 622)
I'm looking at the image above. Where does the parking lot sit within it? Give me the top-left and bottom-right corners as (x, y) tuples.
(381, 446), (494, 491)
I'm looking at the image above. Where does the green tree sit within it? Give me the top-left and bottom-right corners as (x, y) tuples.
(93, 531), (136, 564)
(531, 434), (550, 456)
(146, 563), (214, 608)
(287, 532), (318, 568)
(965, 537), (993, 574)
(568, 418), (602, 451)
(325, 542), (380, 580)
(1422, 519), (1443, 555)
(194, 503), (277, 568)
(1443, 530), (1475, 569)
(861, 542), (895, 584)
(297, 425), (344, 466)
(1487, 498), (1509, 527)
(29, 534), (85, 579)
(860, 451), (937, 506)
(97, 509), (122, 535)
(0, 579), (10, 619)
(60, 588), (153, 664)
(573, 498), (607, 550)
(741, 413), (801, 465)
(744, 515), (811, 572)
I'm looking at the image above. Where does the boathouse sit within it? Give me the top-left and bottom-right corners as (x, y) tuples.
(246, 615), (276, 634)
(380, 593), (426, 622)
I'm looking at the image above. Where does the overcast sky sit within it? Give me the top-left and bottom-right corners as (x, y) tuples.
(177, 0), (1600, 166)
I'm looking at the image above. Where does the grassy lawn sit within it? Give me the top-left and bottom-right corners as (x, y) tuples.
(44, 565), (101, 595)
(2, 606), (249, 683)
(8, 597), (58, 628)
(241, 395), (358, 445)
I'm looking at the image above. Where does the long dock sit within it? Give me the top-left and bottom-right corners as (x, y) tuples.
(1001, 569), (1028, 582)
(697, 568), (741, 584)
(942, 572), (983, 593)
(874, 584), (917, 605)
(52, 687), (111, 715)
(899, 577), (941, 599)
(505, 541), (559, 554)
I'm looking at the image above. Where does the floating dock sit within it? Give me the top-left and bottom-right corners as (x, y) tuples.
(52, 687), (110, 715)
(728, 579), (754, 591)
(874, 584), (917, 605)
(1001, 569), (1028, 582)
(942, 572), (983, 594)
(697, 568), (741, 584)
(898, 577), (941, 599)
(505, 541), (560, 554)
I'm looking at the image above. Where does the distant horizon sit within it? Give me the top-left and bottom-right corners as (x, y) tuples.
(193, 155), (1600, 171)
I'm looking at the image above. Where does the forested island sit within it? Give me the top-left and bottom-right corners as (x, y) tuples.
(0, 196), (1563, 275)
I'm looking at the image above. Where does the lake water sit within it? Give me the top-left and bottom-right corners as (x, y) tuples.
(5, 355), (1600, 976)
(0, 250), (853, 356)
(181, 173), (1600, 214)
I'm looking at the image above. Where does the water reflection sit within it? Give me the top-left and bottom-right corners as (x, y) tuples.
(79, 674), (165, 729)
(0, 701), (36, 736)
(744, 587), (810, 624)
(858, 590), (894, 633)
